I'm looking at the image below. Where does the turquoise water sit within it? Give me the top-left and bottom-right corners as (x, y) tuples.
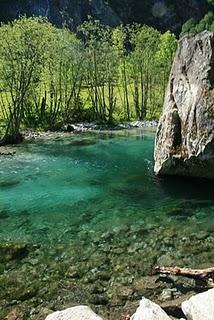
(0, 130), (160, 242)
(0, 129), (214, 318)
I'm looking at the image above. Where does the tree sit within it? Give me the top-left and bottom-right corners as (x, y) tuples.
(154, 31), (177, 118)
(78, 20), (119, 124)
(180, 18), (197, 37)
(129, 25), (161, 120)
(42, 28), (84, 128)
(0, 17), (56, 144)
(180, 12), (214, 37)
(112, 26), (131, 121)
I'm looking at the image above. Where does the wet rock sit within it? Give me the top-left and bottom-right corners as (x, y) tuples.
(108, 295), (125, 307)
(0, 147), (16, 156)
(168, 275), (196, 291)
(90, 284), (105, 294)
(4, 307), (24, 320)
(34, 307), (52, 320)
(154, 31), (214, 179)
(65, 124), (75, 132)
(45, 306), (103, 320)
(130, 297), (171, 320)
(96, 271), (111, 281)
(17, 286), (38, 301)
(194, 231), (210, 240)
(182, 288), (214, 320)
(161, 293), (193, 319)
(157, 253), (174, 266)
(90, 294), (109, 305)
(0, 178), (20, 189)
(0, 209), (10, 219)
(0, 241), (29, 261)
(116, 287), (134, 301)
(28, 258), (39, 266)
(69, 139), (97, 147)
(166, 208), (193, 218)
(65, 266), (82, 279)
(160, 289), (174, 301)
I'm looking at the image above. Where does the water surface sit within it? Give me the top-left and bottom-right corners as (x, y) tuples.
(0, 129), (213, 318)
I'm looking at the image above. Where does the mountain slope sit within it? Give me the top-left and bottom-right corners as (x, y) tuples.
(0, 0), (212, 33)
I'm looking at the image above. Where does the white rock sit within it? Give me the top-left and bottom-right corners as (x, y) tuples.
(130, 297), (171, 320)
(182, 288), (214, 320)
(45, 306), (103, 320)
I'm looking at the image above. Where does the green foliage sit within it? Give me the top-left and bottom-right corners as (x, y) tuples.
(0, 17), (178, 143)
(0, 17), (56, 143)
(180, 18), (197, 37)
(180, 12), (214, 37)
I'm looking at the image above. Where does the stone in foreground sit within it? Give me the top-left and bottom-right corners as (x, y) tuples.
(45, 306), (103, 320)
(154, 31), (214, 179)
(130, 297), (171, 320)
(182, 288), (214, 320)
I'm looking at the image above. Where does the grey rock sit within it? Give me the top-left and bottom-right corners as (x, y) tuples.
(154, 31), (214, 179)
(130, 297), (171, 320)
(182, 288), (214, 320)
(45, 306), (103, 320)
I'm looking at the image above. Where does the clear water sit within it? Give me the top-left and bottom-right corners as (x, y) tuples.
(0, 131), (158, 241)
(0, 129), (213, 318)
(0, 130), (213, 243)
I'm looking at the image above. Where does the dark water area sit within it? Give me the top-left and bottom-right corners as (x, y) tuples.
(0, 129), (213, 319)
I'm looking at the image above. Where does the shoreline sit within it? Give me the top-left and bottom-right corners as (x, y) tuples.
(0, 120), (158, 155)
(25, 120), (158, 141)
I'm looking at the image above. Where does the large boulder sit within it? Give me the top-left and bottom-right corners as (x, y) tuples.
(154, 31), (214, 179)
(182, 288), (214, 320)
(45, 306), (103, 320)
(130, 297), (171, 320)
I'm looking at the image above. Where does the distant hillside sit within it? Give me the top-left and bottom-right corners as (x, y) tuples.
(0, 0), (212, 33)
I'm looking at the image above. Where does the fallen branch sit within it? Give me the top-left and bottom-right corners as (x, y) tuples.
(155, 266), (214, 279)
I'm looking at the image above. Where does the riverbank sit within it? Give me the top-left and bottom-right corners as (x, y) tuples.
(24, 120), (158, 141)
(0, 120), (158, 155)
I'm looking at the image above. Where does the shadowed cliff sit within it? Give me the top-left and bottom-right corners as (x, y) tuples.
(0, 0), (212, 33)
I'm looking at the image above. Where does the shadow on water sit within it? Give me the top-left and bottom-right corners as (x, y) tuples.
(156, 175), (214, 202)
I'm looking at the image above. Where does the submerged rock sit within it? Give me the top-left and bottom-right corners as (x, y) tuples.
(154, 31), (214, 179)
(0, 178), (20, 189)
(0, 147), (16, 156)
(130, 297), (171, 320)
(182, 288), (214, 320)
(0, 241), (28, 261)
(0, 209), (10, 219)
(45, 306), (103, 320)
(4, 307), (24, 320)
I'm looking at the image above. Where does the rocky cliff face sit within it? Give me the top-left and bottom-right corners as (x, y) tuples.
(0, 0), (211, 33)
(109, 0), (212, 33)
(154, 31), (214, 180)
(0, 0), (120, 29)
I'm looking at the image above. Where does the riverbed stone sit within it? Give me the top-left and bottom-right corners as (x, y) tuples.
(4, 307), (24, 320)
(89, 294), (109, 305)
(182, 288), (214, 320)
(0, 241), (29, 261)
(45, 306), (103, 320)
(154, 31), (214, 179)
(130, 297), (171, 320)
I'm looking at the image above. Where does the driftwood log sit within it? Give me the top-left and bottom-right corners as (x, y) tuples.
(155, 266), (214, 278)
(155, 266), (214, 287)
